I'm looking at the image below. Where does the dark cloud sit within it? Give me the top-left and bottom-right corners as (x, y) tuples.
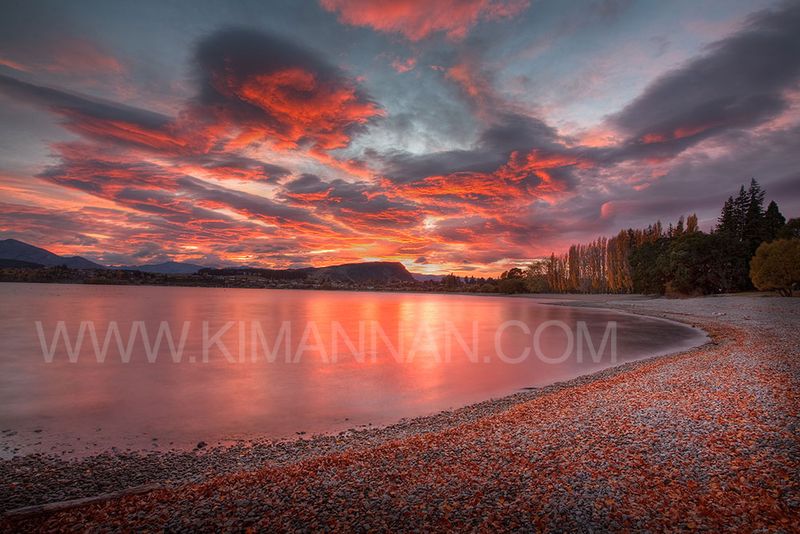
(178, 175), (328, 227)
(609, 2), (800, 158)
(0, 73), (169, 132)
(478, 113), (561, 154)
(378, 112), (570, 184)
(282, 173), (328, 194)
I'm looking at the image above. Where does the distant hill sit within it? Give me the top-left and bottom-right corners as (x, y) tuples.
(0, 238), (418, 283)
(201, 261), (417, 284)
(411, 273), (444, 282)
(310, 261), (416, 283)
(117, 261), (205, 274)
(0, 239), (106, 269)
(0, 258), (45, 269)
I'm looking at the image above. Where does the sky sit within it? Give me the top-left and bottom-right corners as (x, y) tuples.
(0, 0), (798, 275)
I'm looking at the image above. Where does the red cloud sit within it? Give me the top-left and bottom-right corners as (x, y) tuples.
(320, 0), (529, 41)
(392, 149), (577, 214)
(194, 29), (384, 152)
(639, 122), (721, 145)
(61, 113), (187, 152)
(213, 66), (383, 150)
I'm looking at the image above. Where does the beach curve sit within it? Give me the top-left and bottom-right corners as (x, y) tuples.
(3, 294), (798, 531)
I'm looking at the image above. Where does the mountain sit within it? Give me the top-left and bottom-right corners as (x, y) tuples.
(0, 258), (45, 269)
(309, 261), (416, 283)
(0, 239), (106, 269)
(118, 261), (205, 274)
(0, 239), (417, 283)
(202, 261), (417, 284)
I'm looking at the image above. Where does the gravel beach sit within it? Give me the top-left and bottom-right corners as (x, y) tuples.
(2, 294), (798, 531)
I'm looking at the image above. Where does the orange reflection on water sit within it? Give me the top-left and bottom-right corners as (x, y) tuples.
(0, 284), (706, 455)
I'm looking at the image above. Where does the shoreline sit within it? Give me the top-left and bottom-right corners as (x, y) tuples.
(2, 294), (798, 529)
(0, 299), (718, 499)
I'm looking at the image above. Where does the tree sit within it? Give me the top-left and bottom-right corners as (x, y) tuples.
(763, 201), (786, 241)
(525, 261), (550, 293)
(777, 218), (800, 240)
(732, 185), (749, 239)
(666, 232), (749, 295)
(675, 216), (685, 237)
(498, 277), (527, 294)
(629, 238), (670, 294)
(750, 239), (800, 296)
(717, 196), (736, 234)
(501, 267), (524, 279)
(742, 179), (766, 253)
(441, 273), (461, 290)
(686, 213), (699, 234)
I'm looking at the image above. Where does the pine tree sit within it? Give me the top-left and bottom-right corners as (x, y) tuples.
(743, 179), (766, 249)
(717, 196), (736, 234)
(763, 200), (786, 241)
(732, 185), (749, 240)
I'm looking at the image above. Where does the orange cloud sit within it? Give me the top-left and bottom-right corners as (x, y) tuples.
(320, 0), (529, 41)
(227, 67), (383, 150)
(640, 122), (720, 145)
(62, 114), (188, 152)
(391, 149), (576, 214)
(194, 29), (384, 153)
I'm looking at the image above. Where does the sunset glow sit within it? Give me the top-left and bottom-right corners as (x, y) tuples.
(1, 1), (799, 274)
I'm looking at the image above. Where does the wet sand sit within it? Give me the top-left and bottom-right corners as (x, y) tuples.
(2, 294), (798, 531)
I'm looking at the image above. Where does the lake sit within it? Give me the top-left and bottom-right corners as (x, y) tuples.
(0, 283), (706, 456)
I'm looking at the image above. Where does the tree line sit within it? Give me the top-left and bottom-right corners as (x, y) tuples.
(523, 180), (798, 295)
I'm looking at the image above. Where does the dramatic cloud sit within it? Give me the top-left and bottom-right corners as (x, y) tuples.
(39, 144), (331, 231)
(378, 113), (569, 184)
(609, 2), (800, 159)
(281, 173), (421, 230)
(1, 1), (799, 274)
(2, 26), (385, 157)
(320, 0), (529, 41)
(0, 74), (170, 134)
(193, 28), (383, 151)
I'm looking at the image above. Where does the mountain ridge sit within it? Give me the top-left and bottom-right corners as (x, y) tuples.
(0, 238), (106, 270)
(0, 238), (422, 282)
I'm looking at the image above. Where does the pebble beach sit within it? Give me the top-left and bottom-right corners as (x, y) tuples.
(2, 294), (799, 531)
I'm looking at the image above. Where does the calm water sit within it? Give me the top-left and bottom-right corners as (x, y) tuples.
(0, 283), (706, 456)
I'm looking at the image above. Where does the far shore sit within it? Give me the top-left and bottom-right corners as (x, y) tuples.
(2, 293), (798, 530)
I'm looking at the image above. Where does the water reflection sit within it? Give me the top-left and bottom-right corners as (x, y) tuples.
(0, 284), (706, 455)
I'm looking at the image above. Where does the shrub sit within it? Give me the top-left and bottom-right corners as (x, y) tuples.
(750, 239), (800, 296)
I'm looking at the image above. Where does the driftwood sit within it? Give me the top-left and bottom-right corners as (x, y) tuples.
(3, 483), (163, 518)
